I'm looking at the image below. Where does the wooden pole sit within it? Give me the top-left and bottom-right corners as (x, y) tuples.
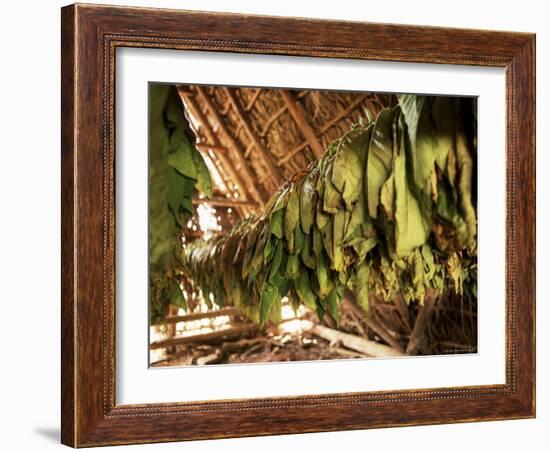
(406, 289), (439, 355)
(161, 307), (240, 325)
(310, 325), (404, 358)
(342, 296), (405, 353)
(260, 104), (288, 136)
(223, 88), (286, 186)
(245, 88), (263, 111)
(149, 324), (258, 350)
(196, 143), (228, 153)
(280, 89), (325, 159)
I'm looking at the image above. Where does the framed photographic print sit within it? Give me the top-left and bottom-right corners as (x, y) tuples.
(61, 3), (536, 447)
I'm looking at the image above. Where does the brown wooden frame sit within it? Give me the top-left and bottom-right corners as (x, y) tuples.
(61, 3), (536, 447)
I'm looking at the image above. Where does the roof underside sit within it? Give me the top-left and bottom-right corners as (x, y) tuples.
(177, 84), (394, 234)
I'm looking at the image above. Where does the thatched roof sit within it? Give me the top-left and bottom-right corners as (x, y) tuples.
(177, 84), (393, 232)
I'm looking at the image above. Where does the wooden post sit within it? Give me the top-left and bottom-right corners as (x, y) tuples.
(406, 289), (439, 355)
(165, 305), (178, 354)
(223, 88), (286, 186)
(280, 89), (325, 159)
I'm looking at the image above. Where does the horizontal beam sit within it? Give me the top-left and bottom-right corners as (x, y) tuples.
(161, 307), (240, 325)
(150, 323), (258, 350)
(196, 143), (228, 153)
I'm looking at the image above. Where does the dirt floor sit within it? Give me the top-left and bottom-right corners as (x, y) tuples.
(151, 328), (365, 367)
(149, 294), (477, 367)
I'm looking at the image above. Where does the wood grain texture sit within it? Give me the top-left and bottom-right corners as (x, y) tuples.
(60, 3), (536, 447)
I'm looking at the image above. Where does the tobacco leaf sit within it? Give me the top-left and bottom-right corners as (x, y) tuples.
(299, 171), (316, 234)
(284, 188), (300, 253)
(366, 108), (394, 218)
(178, 95), (478, 327)
(393, 115), (431, 257)
(295, 270), (317, 311)
(259, 283), (280, 327)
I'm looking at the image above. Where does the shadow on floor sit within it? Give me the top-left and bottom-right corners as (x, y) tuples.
(34, 427), (60, 443)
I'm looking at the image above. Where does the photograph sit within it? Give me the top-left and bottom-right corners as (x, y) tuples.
(148, 83), (478, 367)
(54, 1), (537, 447)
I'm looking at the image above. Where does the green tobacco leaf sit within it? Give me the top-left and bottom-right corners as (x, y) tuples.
(332, 127), (370, 210)
(167, 168), (195, 217)
(300, 233), (316, 269)
(312, 227), (323, 256)
(367, 108), (394, 218)
(316, 252), (332, 297)
(269, 241), (284, 281)
(352, 237), (378, 264)
(323, 162), (341, 213)
(455, 127), (477, 247)
(398, 95), (438, 193)
(345, 188), (367, 241)
(286, 253), (300, 279)
(321, 220), (334, 261)
(332, 210), (346, 272)
(435, 178), (468, 248)
(284, 188), (300, 253)
(393, 116), (431, 256)
(178, 95), (477, 329)
(270, 209), (284, 239)
(327, 289), (340, 324)
(294, 226), (304, 254)
(299, 172), (316, 234)
(263, 235), (274, 262)
(356, 261), (370, 312)
(295, 271), (317, 310)
(167, 279), (187, 310)
(398, 95), (424, 149)
(168, 145), (197, 179)
(192, 148), (213, 197)
(260, 283), (280, 327)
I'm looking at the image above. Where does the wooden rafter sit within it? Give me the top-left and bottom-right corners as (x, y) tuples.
(179, 86), (264, 207)
(319, 93), (370, 133)
(276, 94), (370, 166)
(178, 89), (253, 217)
(278, 140), (309, 166)
(196, 143), (228, 153)
(195, 86), (266, 205)
(280, 89), (324, 159)
(205, 150), (251, 217)
(223, 88), (286, 186)
(245, 88), (263, 111)
(260, 104), (287, 136)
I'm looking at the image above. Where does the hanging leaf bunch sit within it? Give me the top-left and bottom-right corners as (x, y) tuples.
(149, 84), (213, 323)
(179, 95), (477, 327)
